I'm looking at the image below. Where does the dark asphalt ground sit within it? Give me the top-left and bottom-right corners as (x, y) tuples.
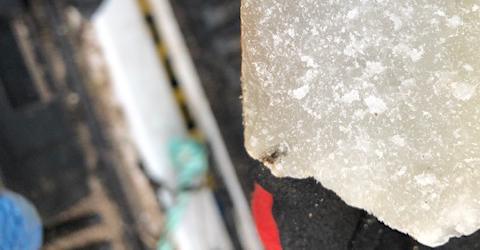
(171, 1), (480, 249)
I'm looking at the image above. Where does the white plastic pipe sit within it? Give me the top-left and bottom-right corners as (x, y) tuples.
(93, 1), (233, 249)
(147, 0), (262, 249)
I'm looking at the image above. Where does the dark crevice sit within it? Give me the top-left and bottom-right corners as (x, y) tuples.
(70, 241), (112, 250)
(44, 213), (102, 243)
(0, 19), (39, 109)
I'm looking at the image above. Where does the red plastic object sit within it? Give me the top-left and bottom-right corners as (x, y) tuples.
(251, 183), (282, 250)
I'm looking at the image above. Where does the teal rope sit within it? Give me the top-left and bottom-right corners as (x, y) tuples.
(157, 137), (208, 250)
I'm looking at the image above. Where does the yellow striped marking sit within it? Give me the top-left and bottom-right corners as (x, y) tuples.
(137, 0), (204, 138)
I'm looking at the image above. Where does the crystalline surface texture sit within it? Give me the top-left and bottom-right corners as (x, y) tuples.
(241, 0), (480, 247)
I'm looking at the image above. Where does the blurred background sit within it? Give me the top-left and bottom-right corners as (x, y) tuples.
(2, 0), (480, 250)
(0, 0), (259, 249)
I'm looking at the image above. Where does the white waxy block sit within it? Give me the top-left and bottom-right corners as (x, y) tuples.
(242, 0), (480, 247)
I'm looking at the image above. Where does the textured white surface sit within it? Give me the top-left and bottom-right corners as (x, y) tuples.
(242, 0), (480, 247)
